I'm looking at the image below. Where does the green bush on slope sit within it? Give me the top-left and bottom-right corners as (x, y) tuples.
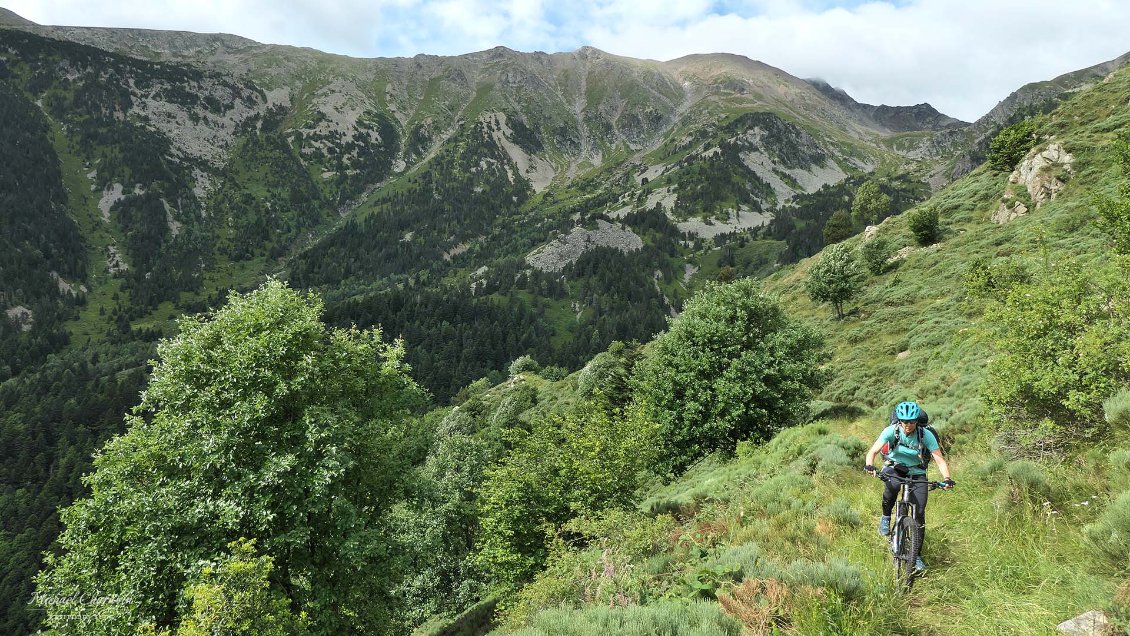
(982, 259), (1130, 430)
(987, 119), (1039, 172)
(1085, 490), (1130, 568)
(634, 277), (828, 475)
(473, 403), (660, 592)
(1107, 388), (1130, 429)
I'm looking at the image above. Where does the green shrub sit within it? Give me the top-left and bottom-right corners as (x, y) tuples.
(997, 460), (1059, 512)
(633, 278), (827, 474)
(982, 260), (1130, 429)
(474, 404), (660, 591)
(576, 350), (629, 402)
(811, 444), (853, 473)
(858, 236), (894, 275)
(708, 542), (766, 576)
(1104, 387), (1130, 428)
(962, 257), (1031, 300)
(539, 365), (569, 381)
(781, 558), (866, 602)
(681, 562), (744, 599)
(741, 473), (814, 517)
(508, 355), (540, 376)
(1108, 449), (1130, 481)
(1084, 490), (1130, 566)
(987, 119), (1039, 172)
(411, 598), (495, 636)
(907, 206), (940, 246)
(819, 498), (862, 528)
(973, 456), (1007, 479)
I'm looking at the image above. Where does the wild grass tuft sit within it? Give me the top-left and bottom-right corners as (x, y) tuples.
(1105, 387), (1130, 429)
(1084, 490), (1130, 567)
(502, 600), (741, 636)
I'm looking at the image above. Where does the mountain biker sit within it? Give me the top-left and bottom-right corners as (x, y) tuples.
(863, 401), (954, 573)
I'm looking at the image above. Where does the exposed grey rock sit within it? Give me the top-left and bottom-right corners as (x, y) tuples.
(1056, 610), (1110, 636)
(50, 272), (85, 296)
(5, 306), (33, 332)
(106, 244), (129, 274)
(992, 141), (1073, 224)
(992, 198), (1029, 224)
(526, 220), (643, 272)
(888, 245), (916, 264)
(677, 206), (773, 238)
(1010, 142), (1073, 207)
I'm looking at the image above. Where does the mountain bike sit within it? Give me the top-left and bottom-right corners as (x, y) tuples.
(879, 472), (947, 590)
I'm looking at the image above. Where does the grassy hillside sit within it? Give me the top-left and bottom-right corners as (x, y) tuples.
(488, 418), (1118, 635)
(474, 58), (1130, 636)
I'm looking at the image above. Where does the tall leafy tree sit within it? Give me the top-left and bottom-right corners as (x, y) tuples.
(35, 280), (424, 635)
(851, 179), (891, 227)
(805, 243), (864, 319)
(822, 210), (855, 245)
(633, 278), (827, 474)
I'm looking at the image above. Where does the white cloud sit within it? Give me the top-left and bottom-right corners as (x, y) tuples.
(5, 0), (1130, 120)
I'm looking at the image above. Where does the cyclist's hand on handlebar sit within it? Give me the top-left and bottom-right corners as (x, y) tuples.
(864, 464), (878, 476)
(941, 478), (956, 489)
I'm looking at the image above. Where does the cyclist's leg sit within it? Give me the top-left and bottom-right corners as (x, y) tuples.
(880, 466), (900, 516)
(878, 466), (900, 536)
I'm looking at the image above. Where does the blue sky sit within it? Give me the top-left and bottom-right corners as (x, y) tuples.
(4, 1), (1130, 121)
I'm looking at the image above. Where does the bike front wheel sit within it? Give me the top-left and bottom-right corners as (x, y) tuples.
(893, 516), (919, 590)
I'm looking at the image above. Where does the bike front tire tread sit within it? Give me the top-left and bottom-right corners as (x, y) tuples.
(894, 516), (919, 590)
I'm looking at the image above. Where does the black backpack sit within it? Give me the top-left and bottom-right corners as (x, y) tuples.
(883, 409), (941, 467)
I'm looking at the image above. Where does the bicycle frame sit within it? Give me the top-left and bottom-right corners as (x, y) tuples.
(880, 471), (944, 590)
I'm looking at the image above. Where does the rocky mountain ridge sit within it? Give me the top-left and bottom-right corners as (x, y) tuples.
(805, 78), (968, 133)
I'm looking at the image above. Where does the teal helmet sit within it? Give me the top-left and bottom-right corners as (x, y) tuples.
(895, 401), (921, 421)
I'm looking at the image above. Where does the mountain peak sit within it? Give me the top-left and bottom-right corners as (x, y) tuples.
(0, 7), (36, 26)
(805, 78), (967, 132)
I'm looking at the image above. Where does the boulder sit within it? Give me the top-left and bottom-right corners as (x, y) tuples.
(1008, 142), (1074, 208)
(992, 197), (1029, 224)
(1056, 610), (1110, 636)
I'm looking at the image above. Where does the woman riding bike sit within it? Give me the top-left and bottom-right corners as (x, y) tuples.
(864, 401), (955, 573)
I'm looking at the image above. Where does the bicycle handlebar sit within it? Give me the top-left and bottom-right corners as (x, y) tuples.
(875, 472), (951, 490)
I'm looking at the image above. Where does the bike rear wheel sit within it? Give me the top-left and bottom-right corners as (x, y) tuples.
(893, 516), (919, 590)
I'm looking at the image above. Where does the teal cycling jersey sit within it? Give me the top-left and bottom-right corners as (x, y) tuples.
(879, 425), (939, 476)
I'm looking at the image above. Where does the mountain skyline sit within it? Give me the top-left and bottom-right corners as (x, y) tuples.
(4, 1), (1130, 122)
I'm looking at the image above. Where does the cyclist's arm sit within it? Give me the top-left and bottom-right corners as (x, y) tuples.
(865, 438), (886, 468)
(930, 449), (952, 481)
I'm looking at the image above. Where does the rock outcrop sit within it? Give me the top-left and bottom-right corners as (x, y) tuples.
(5, 306), (33, 332)
(526, 220), (643, 272)
(992, 142), (1073, 224)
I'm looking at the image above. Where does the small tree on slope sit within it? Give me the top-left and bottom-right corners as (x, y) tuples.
(805, 243), (864, 319)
